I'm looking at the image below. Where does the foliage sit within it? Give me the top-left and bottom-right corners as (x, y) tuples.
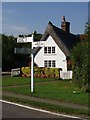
(2, 32), (42, 71)
(33, 31), (42, 41)
(0, 34), (2, 66)
(21, 66), (60, 78)
(2, 34), (17, 71)
(71, 41), (88, 88)
(21, 66), (31, 76)
(70, 21), (90, 89)
(85, 20), (90, 35)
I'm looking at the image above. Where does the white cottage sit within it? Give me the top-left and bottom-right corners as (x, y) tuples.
(34, 17), (79, 79)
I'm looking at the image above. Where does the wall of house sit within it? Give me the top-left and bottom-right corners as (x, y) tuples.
(34, 36), (67, 72)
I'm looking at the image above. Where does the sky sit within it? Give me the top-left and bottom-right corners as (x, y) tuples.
(2, 2), (88, 37)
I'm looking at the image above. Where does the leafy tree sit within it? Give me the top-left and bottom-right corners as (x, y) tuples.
(85, 20), (90, 35)
(33, 31), (42, 41)
(85, 20), (90, 92)
(0, 34), (2, 68)
(70, 21), (89, 89)
(2, 31), (42, 71)
(2, 34), (17, 71)
(71, 41), (88, 88)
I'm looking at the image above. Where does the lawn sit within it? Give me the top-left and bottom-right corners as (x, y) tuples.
(2, 76), (89, 105)
(2, 76), (57, 87)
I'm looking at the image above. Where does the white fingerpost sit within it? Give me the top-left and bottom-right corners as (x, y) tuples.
(16, 34), (34, 93)
(31, 34), (34, 92)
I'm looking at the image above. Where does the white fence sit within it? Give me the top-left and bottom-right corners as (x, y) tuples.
(60, 71), (73, 79)
(11, 68), (20, 76)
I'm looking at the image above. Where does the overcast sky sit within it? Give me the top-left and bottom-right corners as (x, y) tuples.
(2, 2), (88, 36)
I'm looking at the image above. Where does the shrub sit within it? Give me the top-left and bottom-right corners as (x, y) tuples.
(21, 66), (60, 78)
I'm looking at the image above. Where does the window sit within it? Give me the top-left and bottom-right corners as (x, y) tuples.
(49, 60), (51, 67)
(44, 47), (55, 54)
(48, 47), (51, 53)
(44, 60), (56, 67)
(44, 61), (47, 67)
(44, 47), (47, 54)
(52, 60), (55, 67)
(52, 47), (55, 53)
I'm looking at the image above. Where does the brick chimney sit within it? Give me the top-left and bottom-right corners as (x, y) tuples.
(61, 16), (70, 33)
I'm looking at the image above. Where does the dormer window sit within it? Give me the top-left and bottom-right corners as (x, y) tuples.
(44, 47), (55, 54)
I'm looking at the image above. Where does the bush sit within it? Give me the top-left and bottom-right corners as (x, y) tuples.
(21, 66), (60, 78)
(71, 41), (88, 88)
(86, 86), (90, 93)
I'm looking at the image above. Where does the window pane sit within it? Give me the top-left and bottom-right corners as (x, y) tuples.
(52, 47), (55, 53)
(44, 61), (47, 67)
(48, 60), (51, 67)
(44, 47), (47, 53)
(48, 47), (51, 53)
(52, 60), (55, 67)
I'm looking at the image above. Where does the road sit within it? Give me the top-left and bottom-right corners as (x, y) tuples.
(1, 100), (87, 119)
(1, 101), (61, 118)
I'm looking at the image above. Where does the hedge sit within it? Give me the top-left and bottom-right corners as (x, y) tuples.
(21, 66), (60, 78)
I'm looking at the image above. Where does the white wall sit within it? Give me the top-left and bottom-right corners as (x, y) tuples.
(34, 35), (67, 72)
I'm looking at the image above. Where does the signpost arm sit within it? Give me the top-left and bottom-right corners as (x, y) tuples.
(31, 34), (34, 92)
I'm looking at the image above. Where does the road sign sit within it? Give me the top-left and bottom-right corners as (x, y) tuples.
(14, 47), (36, 55)
(14, 48), (31, 54)
(32, 41), (46, 47)
(17, 36), (33, 43)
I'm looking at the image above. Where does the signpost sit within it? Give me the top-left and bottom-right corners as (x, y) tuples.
(16, 34), (34, 92)
(14, 47), (31, 54)
(31, 34), (34, 92)
(15, 34), (46, 93)
(14, 47), (36, 55)
(17, 36), (33, 43)
(32, 41), (46, 47)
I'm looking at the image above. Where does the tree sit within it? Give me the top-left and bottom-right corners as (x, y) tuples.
(33, 31), (42, 41)
(2, 34), (17, 71)
(2, 32), (42, 71)
(70, 21), (89, 88)
(71, 41), (88, 88)
(85, 20), (90, 35)
(85, 20), (90, 92)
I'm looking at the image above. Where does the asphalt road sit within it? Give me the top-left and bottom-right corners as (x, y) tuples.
(1, 101), (87, 120)
(2, 101), (62, 118)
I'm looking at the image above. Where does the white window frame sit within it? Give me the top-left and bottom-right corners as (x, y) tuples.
(44, 47), (56, 54)
(44, 60), (56, 68)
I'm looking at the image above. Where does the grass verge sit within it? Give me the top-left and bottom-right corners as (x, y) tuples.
(2, 76), (57, 87)
(2, 76), (89, 105)
(2, 95), (89, 118)
(2, 83), (89, 105)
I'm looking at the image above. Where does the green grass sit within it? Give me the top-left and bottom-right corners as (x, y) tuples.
(2, 76), (89, 105)
(2, 76), (30, 87)
(2, 76), (57, 87)
(2, 95), (89, 117)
